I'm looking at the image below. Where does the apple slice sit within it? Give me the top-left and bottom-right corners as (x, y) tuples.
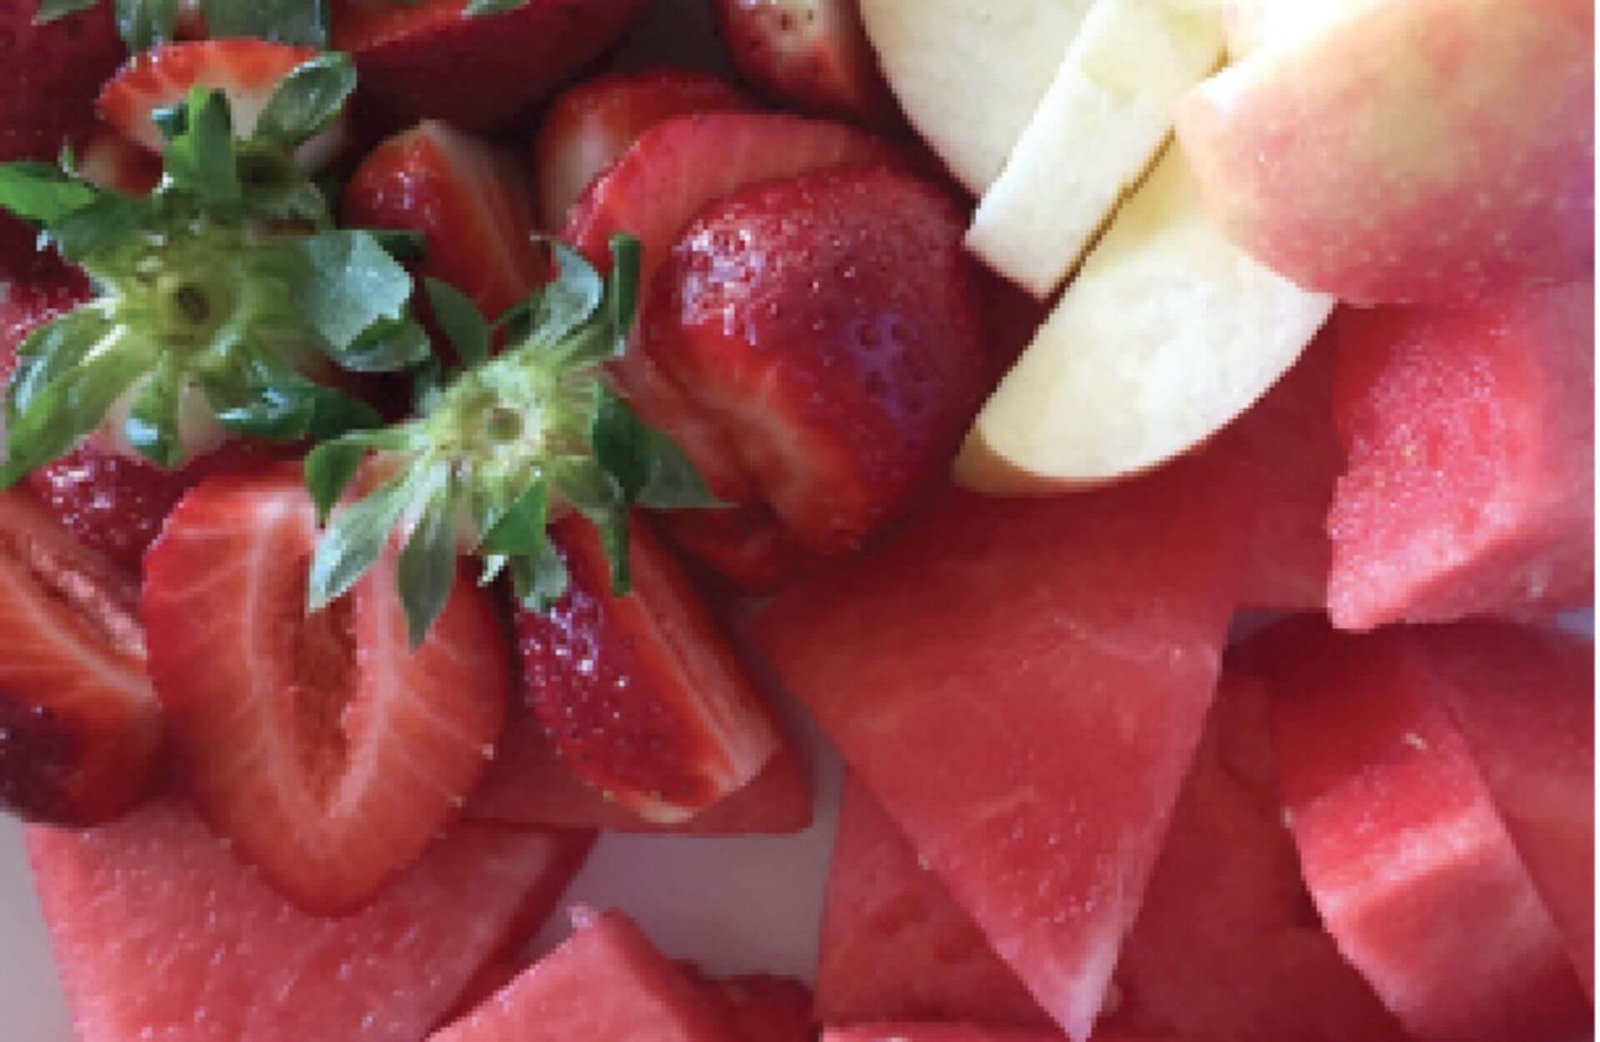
(965, 0), (1224, 298)
(956, 145), (1332, 492)
(1222, 0), (1378, 59)
(858, 0), (1092, 195)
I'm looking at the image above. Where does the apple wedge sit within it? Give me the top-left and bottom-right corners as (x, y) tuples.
(965, 0), (1224, 298)
(1222, 0), (1378, 59)
(858, 0), (1092, 195)
(1177, 0), (1594, 304)
(956, 145), (1333, 493)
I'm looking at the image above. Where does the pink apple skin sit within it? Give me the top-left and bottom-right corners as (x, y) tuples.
(1176, 0), (1593, 305)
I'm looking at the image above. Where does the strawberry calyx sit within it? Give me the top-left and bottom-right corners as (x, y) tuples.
(305, 236), (719, 647)
(0, 54), (430, 485)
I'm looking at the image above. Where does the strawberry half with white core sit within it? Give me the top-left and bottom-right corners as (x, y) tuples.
(712, 0), (895, 125)
(141, 465), (512, 914)
(302, 238), (717, 648)
(0, 488), (158, 826)
(98, 40), (348, 172)
(0, 56), (431, 486)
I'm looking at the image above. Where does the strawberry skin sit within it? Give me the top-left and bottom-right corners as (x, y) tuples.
(643, 165), (987, 566)
(713, 0), (895, 125)
(532, 68), (754, 232)
(0, 489), (159, 826)
(141, 466), (511, 914)
(345, 121), (547, 320)
(515, 514), (781, 822)
(332, 0), (651, 135)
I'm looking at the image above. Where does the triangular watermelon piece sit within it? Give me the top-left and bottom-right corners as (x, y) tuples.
(1105, 673), (1408, 1042)
(1327, 283), (1594, 629)
(692, 970), (814, 1042)
(429, 909), (740, 1042)
(27, 797), (592, 1042)
(1414, 621), (1595, 996)
(1242, 619), (1589, 1041)
(754, 472), (1239, 1040)
(816, 775), (1051, 1028)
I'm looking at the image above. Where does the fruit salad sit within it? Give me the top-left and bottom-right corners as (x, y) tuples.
(0, 1), (1592, 1041)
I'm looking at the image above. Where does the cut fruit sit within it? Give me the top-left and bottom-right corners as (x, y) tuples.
(816, 776), (1052, 1028)
(858, 0), (1092, 194)
(1176, 0), (1594, 304)
(1326, 284), (1595, 629)
(1414, 622), (1595, 996)
(956, 145), (1332, 492)
(754, 469), (1239, 1041)
(712, 0), (895, 125)
(689, 969), (814, 1042)
(824, 1028), (1147, 1042)
(965, 0), (1224, 298)
(27, 797), (592, 1042)
(1221, 0), (1380, 59)
(1242, 619), (1590, 1042)
(1105, 673), (1408, 1042)
(428, 910), (741, 1042)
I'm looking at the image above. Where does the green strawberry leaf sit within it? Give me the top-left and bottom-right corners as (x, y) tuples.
(465, 0), (529, 15)
(113, 0), (179, 51)
(508, 539), (568, 612)
(253, 53), (357, 145)
(307, 467), (420, 612)
(163, 88), (244, 212)
(124, 355), (186, 468)
(33, 0), (101, 22)
(0, 163), (100, 225)
(425, 278), (491, 369)
(397, 469), (457, 647)
(199, 0), (329, 46)
(296, 230), (418, 352)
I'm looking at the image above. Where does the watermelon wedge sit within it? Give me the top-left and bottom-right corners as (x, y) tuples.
(428, 909), (740, 1042)
(1414, 621), (1595, 995)
(754, 471), (1239, 1041)
(1327, 283), (1595, 629)
(693, 971), (814, 1042)
(27, 797), (593, 1042)
(1242, 619), (1589, 1041)
(1105, 673), (1407, 1042)
(816, 775), (1051, 1028)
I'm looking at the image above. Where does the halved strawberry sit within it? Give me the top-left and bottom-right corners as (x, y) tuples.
(532, 69), (754, 232)
(141, 465), (511, 913)
(345, 121), (547, 320)
(332, 0), (651, 134)
(712, 0), (895, 125)
(0, 489), (158, 826)
(643, 165), (987, 568)
(73, 133), (164, 196)
(514, 514), (782, 822)
(97, 40), (345, 169)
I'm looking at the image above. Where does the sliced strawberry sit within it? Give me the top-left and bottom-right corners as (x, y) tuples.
(0, 489), (158, 826)
(97, 40), (344, 168)
(533, 68), (754, 232)
(0, 1), (125, 277)
(73, 132), (164, 196)
(140, 466), (511, 913)
(643, 165), (986, 564)
(345, 121), (547, 320)
(712, 0), (895, 125)
(331, 0), (651, 135)
(513, 514), (782, 822)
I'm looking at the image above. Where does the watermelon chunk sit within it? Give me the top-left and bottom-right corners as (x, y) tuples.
(694, 972), (814, 1042)
(1242, 619), (1589, 1041)
(27, 797), (593, 1042)
(466, 714), (812, 835)
(428, 909), (740, 1042)
(816, 775), (1051, 1028)
(1105, 673), (1407, 1042)
(1415, 621), (1595, 995)
(754, 473), (1239, 1040)
(1327, 283), (1595, 629)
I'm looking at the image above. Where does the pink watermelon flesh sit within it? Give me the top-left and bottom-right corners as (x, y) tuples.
(1327, 283), (1595, 630)
(754, 472), (1240, 1041)
(1193, 327), (1342, 612)
(27, 797), (593, 1042)
(429, 909), (741, 1042)
(466, 712), (812, 834)
(1243, 618), (1590, 1041)
(693, 971), (814, 1042)
(1104, 673), (1408, 1042)
(1414, 621), (1595, 996)
(816, 775), (1052, 1028)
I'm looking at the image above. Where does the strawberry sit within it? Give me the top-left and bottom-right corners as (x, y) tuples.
(331, 0), (652, 135)
(0, 0), (125, 277)
(97, 40), (347, 170)
(140, 465), (512, 913)
(712, 0), (895, 125)
(641, 165), (987, 575)
(0, 488), (159, 826)
(344, 121), (547, 319)
(0, 264), (93, 381)
(532, 69), (754, 233)
(73, 132), (163, 196)
(514, 514), (782, 821)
